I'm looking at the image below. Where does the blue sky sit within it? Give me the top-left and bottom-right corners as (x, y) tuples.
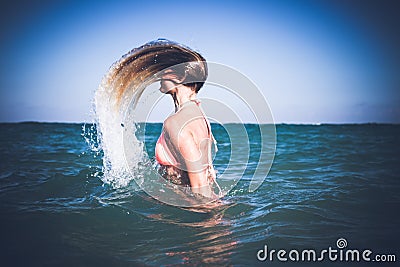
(0, 0), (399, 123)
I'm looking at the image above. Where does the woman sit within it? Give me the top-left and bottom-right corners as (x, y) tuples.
(155, 66), (220, 199)
(98, 39), (220, 200)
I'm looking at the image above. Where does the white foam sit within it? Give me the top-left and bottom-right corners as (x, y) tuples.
(93, 74), (145, 188)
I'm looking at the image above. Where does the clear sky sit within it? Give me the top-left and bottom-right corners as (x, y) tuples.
(0, 0), (399, 123)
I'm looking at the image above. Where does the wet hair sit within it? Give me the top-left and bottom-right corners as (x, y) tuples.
(104, 39), (208, 103)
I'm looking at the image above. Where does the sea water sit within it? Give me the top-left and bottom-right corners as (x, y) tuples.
(0, 123), (399, 266)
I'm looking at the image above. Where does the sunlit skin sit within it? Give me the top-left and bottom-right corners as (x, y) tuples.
(158, 71), (217, 199)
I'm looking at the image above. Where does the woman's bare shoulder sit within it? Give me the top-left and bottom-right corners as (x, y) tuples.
(164, 105), (204, 137)
(164, 113), (194, 138)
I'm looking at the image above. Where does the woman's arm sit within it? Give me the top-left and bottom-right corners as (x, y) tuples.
(178, 129), (214, 198)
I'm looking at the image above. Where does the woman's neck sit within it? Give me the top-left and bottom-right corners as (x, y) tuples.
(172, 86), (196, 111)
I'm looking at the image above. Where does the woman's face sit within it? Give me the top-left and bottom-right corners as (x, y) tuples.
(159, 70), (182, 94)
(159, 78), (178, 94)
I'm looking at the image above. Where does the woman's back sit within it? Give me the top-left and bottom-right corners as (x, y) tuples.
(161, 100), (213, 172)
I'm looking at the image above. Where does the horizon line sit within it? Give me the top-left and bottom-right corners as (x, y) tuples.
(1, 120), (399, 125)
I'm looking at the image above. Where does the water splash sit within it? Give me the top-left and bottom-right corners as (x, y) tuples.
(93, 69), (145, 188)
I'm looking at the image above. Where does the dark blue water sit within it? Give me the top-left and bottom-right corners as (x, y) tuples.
(0, 123), (399, 266)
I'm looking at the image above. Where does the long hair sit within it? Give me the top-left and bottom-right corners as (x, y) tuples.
(103, 39), (208, 105)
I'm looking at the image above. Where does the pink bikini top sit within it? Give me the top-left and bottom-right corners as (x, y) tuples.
(155, 100), (216, 167)
(155, 131), (180, 167)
